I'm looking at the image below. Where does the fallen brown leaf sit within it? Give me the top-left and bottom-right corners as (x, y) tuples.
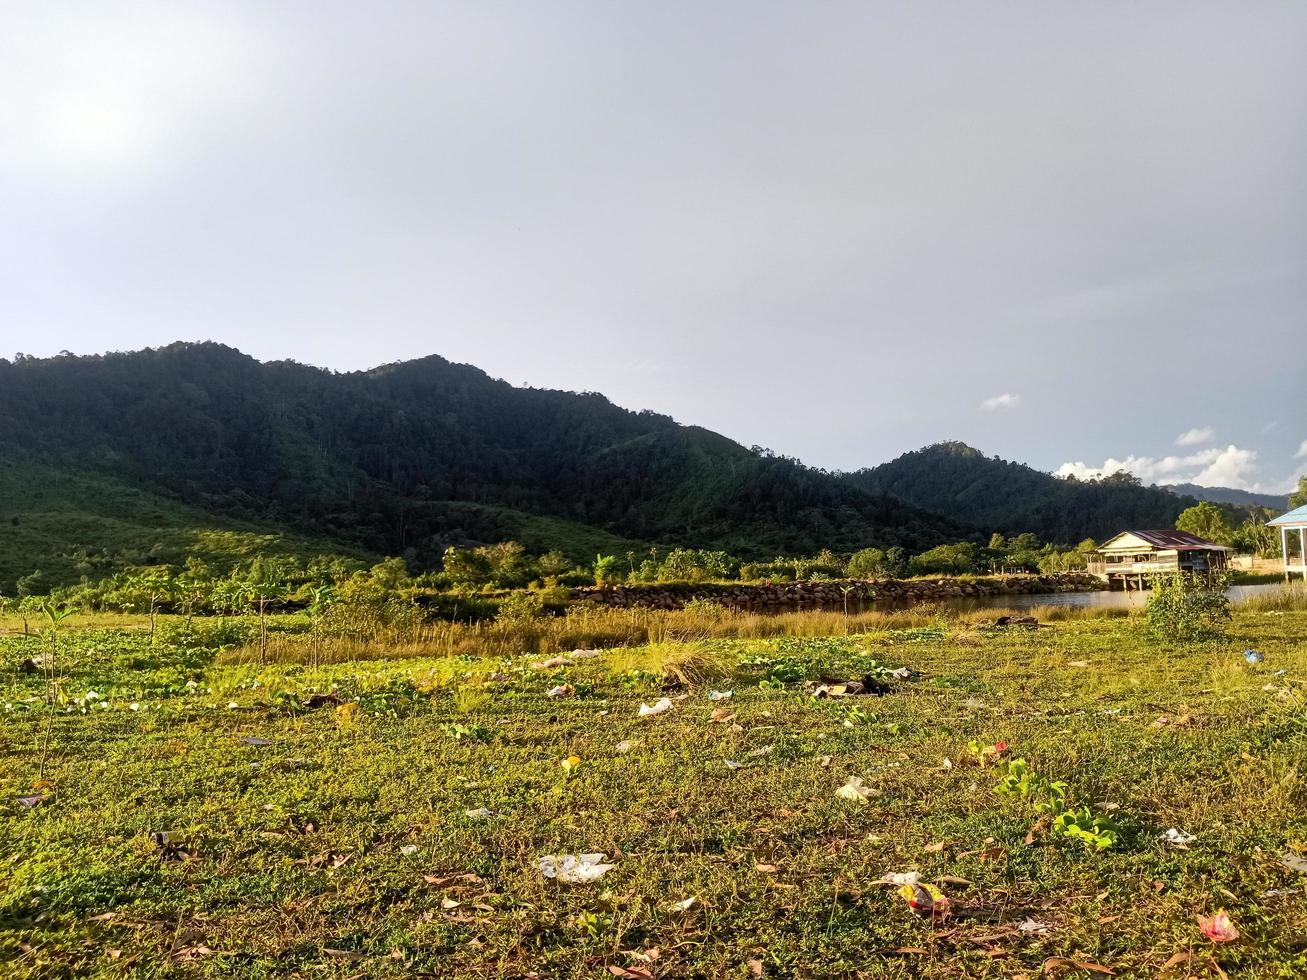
(1043, 956), (1114, 976)
(322, 948), (365, 961)
(607, 967), (654, 979)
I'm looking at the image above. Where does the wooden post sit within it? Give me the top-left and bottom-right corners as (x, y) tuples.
(1284, 526), (1291, 582)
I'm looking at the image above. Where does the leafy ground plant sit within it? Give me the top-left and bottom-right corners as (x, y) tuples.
(1146, 571), (1232, 641)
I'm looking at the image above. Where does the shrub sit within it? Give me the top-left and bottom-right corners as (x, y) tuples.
(1145, 572), (1231, 641)
(909, 542), (979, 575)
(496, 591), (546, 627)
(845, 548), (886, 579)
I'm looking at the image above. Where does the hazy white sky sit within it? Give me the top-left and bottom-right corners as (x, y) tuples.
(1, 2), (1304, 490)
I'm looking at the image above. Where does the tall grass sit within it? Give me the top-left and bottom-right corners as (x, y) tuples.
(215, 601), (1129, 665)
(1240, 583), (1307, 613)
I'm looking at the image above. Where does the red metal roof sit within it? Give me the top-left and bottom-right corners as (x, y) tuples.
(1116, 530), (1230, 551)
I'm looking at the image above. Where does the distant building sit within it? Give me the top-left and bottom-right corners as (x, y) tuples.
(1087, 530), (1230, 590)
(1268, 505), (1307, 582)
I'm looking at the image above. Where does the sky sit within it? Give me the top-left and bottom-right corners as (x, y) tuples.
(1, 2), (1304, 491)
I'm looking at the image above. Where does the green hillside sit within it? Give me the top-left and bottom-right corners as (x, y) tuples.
(0, 345), (962, 575)
(846, 441), (1196, 543)
(0, 459), (374, 591)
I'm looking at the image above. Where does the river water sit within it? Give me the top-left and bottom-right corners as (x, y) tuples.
(878, 582), (1293, 614)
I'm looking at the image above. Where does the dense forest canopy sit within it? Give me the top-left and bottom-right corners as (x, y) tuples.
(845, 441), (1203, 542)
(0, 344), (962, 568)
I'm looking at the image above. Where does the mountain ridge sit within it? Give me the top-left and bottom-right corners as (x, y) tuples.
(844, 441), (1201, 542)
(0, 343), (962, 579)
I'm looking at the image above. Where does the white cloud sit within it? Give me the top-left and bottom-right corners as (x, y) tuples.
(979, 392), (1022, 412)
(1295, 439), (1307, 459)
(1175, 426), (1215, 447)
(1055, 444), (1263, 490)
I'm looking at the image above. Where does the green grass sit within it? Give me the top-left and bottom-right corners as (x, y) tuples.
(0, 459), (372, 590)
(3, 612), (1307, 977)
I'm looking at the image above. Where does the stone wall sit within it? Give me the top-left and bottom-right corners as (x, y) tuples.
(572, 573), (1104, 612)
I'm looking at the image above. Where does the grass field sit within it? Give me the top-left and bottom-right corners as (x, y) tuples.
(3, 609), (1306, 977)
(0, 459), (373, 590)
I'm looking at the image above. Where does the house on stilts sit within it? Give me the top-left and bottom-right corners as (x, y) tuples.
(1268, 505), (1307, 582)
(1086, 530), (1230, 590)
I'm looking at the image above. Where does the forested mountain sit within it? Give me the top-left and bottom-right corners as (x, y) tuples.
(1164, 483), (1288, 512)
(0, 343), (960, 569)
(846, 442), (1196, 542)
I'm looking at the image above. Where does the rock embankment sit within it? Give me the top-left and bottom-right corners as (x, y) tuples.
(573, 573), (1103, 612)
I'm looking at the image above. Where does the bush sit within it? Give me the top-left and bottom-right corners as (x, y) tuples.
(845, 548), (885, 579)
(496, 591), (546, 627)
(739, 552), (844, 582)
(909, 542), (979, 575)
(656, 549), (737, 582)
(1145, 572), (1231, 641)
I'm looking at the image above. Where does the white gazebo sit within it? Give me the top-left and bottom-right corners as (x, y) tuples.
(1268, 505), (1307, 581)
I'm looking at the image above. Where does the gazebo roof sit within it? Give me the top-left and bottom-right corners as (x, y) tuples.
(1268, 505), (1307, 528)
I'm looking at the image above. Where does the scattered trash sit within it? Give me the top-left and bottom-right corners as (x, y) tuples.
(988, 615), (1040, 629)
(17, 794), (46, 808)
(896, 882), (949, 917)
(614, 740), (633, 754)
(1243, 649), (1264, 665)
(538, 853), (615, 883)
(708, 707), (736, 724)
(1197, 909), (1239, 942)
(724, 760), (746, 770)
(708, 690), (734, 701)
(561, 755), (582, 776)
(569, 649), (601, 660)
(546, 684), (575, 698)
(463, 807), (495, 820)
(1278, 852), (1307, 874)
(940, 758), (953, 770)
(151, 830), (189, 862)
(746, 744), (773, 758)
(876, 871), (921, 886)
(806, 676), (891, 698)
(1018, 917), (1051, 935)
(400, 844), (418, 855)
(239, 736), (276, 746)
(1160, 828), (1196, 847)
(667, 896), (697, 911)
(835, 776), (876, 804)
(639, 698), (673, 718)
(534, 656), (572, 670)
